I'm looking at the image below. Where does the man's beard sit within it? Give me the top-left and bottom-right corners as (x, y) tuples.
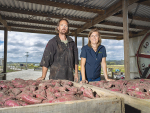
(59, 29), (68, 35)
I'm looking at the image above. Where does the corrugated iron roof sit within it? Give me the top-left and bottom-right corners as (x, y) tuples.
(128, 3), (150, 18)
(0, 0), (149, 39)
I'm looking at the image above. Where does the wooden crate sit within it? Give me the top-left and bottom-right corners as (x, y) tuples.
(84, 83), (150, 113)
(0, 82), (124, 113)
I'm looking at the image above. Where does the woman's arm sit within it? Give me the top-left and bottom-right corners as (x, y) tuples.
(80, 58), (88, 83)
(101, 57), (114, 81)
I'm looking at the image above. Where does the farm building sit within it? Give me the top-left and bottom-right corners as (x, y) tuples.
(0, 0), (150, 113)
(0, 58), (4, 66)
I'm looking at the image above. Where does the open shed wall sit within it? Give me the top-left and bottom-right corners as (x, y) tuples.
(129, 34), (145, 79)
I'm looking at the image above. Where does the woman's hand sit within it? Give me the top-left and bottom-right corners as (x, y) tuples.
(105, 78), (115, 81)
(36, 77), (45, 80)
(80, 80), (88, 84)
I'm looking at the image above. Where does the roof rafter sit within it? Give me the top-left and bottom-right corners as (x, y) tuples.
(0, 15), (11, 30)
(0, 6), (89, 22)
(114, 13), (150, 22)
(71, 0), (139, 35)
(0, 27), (121, 40)
(81, 31), (123, 36)
(137, 0), (150, 7)
(99, 21), (150, 30)
(2, 16), (81, 28)
(16, 0), (104, 14)
(3, 16), (137, 34)
(89, 26), (137, 34)
(6, 23), (75, 32)
(129, 30), (148, 38)
(117, 29), (148, 38)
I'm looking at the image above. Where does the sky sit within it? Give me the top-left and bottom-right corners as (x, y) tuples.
(0, 30), (124, 62)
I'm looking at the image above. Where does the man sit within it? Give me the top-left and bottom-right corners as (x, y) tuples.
(37, 18), (79, 82)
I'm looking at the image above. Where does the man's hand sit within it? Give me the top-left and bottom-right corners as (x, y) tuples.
(36, 77), (45, 80)
(74, 73), (79, 82)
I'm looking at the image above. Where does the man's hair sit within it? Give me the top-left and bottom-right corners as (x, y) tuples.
(55, 18), (70, 34)
(88, 28), (102, 48)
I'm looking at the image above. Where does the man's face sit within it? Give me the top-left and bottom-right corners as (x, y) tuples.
(57, 20), (68, 35)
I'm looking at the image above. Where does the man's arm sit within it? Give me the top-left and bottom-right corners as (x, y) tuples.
(37, 39), (55, 80)
(73, 42), (79, 82)
(74, 64), (78, 82)
(37, 66), (48, 80)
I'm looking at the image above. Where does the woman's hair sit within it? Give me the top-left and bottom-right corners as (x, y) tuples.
(88, 28), (102, 47)
(55, 18), (70, 34)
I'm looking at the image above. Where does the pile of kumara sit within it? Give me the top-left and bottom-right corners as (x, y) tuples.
(0, 78), (100, 108)
(89, 79), (150, 99)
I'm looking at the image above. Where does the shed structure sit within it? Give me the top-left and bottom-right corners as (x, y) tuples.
(0, 0), (150, 79)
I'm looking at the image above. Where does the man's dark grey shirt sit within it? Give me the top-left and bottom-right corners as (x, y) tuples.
(40, 35), (78, 81)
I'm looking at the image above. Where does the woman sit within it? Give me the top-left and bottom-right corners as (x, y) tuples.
(80, 29), (113, 83)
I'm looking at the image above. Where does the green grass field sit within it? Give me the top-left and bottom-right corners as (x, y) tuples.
(107, 65), (125, 73)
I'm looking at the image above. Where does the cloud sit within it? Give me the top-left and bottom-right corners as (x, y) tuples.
(0, 30), (124, 62)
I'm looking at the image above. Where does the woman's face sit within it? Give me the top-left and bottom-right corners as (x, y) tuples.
(89, 32), (99, 45)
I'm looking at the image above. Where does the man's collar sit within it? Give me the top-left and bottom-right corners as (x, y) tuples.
(55, 35), (73, 43)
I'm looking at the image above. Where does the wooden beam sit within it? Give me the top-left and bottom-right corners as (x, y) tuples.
(16, 0), (104, 14)
(89, 26), (137, 34)
(99, 21), (150, 30)
(123, 0), (130, 80)
(2, 16), (81, 28)
(82, 37), (84, 47)
(75, 31), (77, 46)
(3, 27), (8, 78)
(6, 23), (75, 32)
(3, 16), (138, 35)
(78, 34), (122, 40)
(115, 13), (150, 22)
(114, 29), (148, 39)
(129, 30), (148, 38)
(89, 27), (123, 33)
(72, 0), (139, 35)
(0, 6), (89, 22)
(0, 15), (11, 30)
(138, 0), (150, 7)
(101, 37), (123, 40)
(81, 31), (123, 36)
(0, 27), (123, 40)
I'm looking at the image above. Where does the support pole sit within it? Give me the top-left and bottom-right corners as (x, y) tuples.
(75, 31), (77, 46)
(123, 0), (130, 80)
(82, 37), (84, 47)
(3, 27), (8, 80)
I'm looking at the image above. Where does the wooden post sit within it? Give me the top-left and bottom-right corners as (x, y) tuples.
(82, 37), (84, 47)
(75, 31), (77, 46)
(123, 0), (130, 80)
(3, 27), (8, 80)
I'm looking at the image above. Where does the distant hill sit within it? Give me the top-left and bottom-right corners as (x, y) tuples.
(106, 60), (124, 65)
(7, 62), (40, 64)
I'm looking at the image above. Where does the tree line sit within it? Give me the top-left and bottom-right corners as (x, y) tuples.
(106, 60), (124, 65)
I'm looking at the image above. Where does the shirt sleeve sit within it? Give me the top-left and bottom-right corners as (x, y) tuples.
(40, 40), (56, 68)
(102, 46), (107, 58)
(73, 42), (79, 65)
(80, 46), (86, 58)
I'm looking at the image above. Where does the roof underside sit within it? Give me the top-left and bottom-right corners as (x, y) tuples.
(0, 0), (150, 40)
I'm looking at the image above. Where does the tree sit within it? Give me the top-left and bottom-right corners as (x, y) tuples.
(110, 62), (116, 65)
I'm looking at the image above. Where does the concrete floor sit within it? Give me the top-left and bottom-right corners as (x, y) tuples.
(5, 69), (50, 80)
(3, 69), (104, 81)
